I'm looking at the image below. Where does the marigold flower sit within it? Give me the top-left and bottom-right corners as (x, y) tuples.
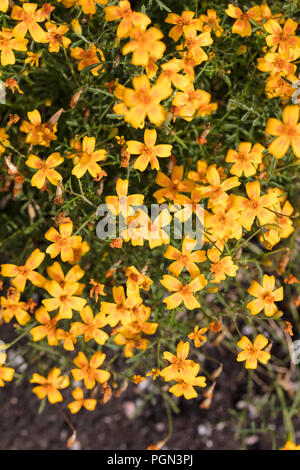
(226, 142), (265, 177)
(1, 249), (45, 292)
(71, 351), (110, 389)
(104, 0), (151, 38)
(101, 286), (139, 327)
(125, 266), (152, 294)
(26, 152), (63, 189)
(24, 51), (40, 67)
(11, 3), (47, 43)
(161, 274), (206, 310)
(168, 363), (206, 399)
(70, 45), (105, 76)
(157, 58), (191, 91)
(46, 262), (85, 294)
(0, 0), (8, 12)
(30, 367), (70, 403)
(247, 274), (283, 316)
(198, 165), (240, 208)
(121, 74), (172, 128)
(265, 105), (300, 159)
(226, 4), (262, 37)
(0, 28), (28, 66)
(68, 387), (97, 414)
(199, 9), (224, 37)
(208, 251), (239, 284)
(153, 165), (194, 203)
(184, 28), (213, 64)
(122, 26), (165, 66)
(1, 288), (30, 325)
(257, 50), (298, 77)
(172, 84), (216, 121)
(20, 109), (57, 147)
(70, 136), (106, 179)
(45, 22), (71, 52)
(146, 368), (160, 380)
(105, 178), (144, 217)
(160, 341), (196, 382)
(43, 279), (86, 319)
(236, 335), (271, 369)
(30, 306), (59, 345)
(71, 306), (109, 345)
(264, 18), (300, 54)
(126, 129), (172, 172)
(89, 279), (106, 302)
(164, 238), (206, 278)
(77, 0), (107, 15)
(56, 328), (77, 350)
(0, 366), (15, 387)
(165, 11), (201, 41)
(234, 181), (277, 231)
(280, 440), (300, 450)
(188, 326), (207, 348)
(45, 222), (82, 262)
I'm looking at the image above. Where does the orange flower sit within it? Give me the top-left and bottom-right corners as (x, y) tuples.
(199, 9), (224, 37)
(236, 335), (271, 369)
(45, 22), (71, 52)
(26, 152), (63, 188)
(165, 11), (201, 41)
(11, 3), (47, 43)
(157, 58), (191, 91)
(70, 45), (105, 76)
(70, 136), (106, 178)
(226, 4), (262, 37)
(226, 142), (265, 177)
(184, 28), (213, 64)
(1, 249), (45, 292)
(100, 286), (139, 326)
(77, 0), (107, 15)
(0, 366), (15, 387)
(43, 279), (86, 319)
(280, 440), (300, 450)
(168, 363), (206, 399)
(122, 27), (165, 66)
(153, 165), (194, 203)
(45, 222), (82, 262)
(208, 251), (239, 284)
(172, 84), (217, 121)
(160, 274), (207, 310)
(68, 387), (97, 414)
(265, 105), (300, 159)
(30, 306), (59, 346)
(56, 328), (77, 350)
(257, 50), (298, 76)
(247, 274), (283, 316)
(234, 181), (277, 231)
(0, 0), (8, 12)
(126, 129), (172, 171)
(46, 262), (85, 294)
(188, 326), (207, 348)
(198, 165), (240, 208)
(1, 288), (30, 325)
(160, 341), (196, 382)
(104, 0), (151, 38)
(19, 109), (57, 147)
(264, 18), (300, 53)
(105, 178), (144, 217)
(71, 351), (110, 389)
(164, 238), (206, 278)
(30, 367), (70, 403)
(0, 28), (28, 66)
(121, 74), (172, 128)
(71, 306), (109, 345)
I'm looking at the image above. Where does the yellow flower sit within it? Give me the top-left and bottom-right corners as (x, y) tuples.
(0, 27), (28, 66)
(71, 351), (110, 389)
(265, 105), (300, 159)
(122, 27), (165, 66)
(11, 3), (47, 43)
(165, 11), (201, 41)
(30, 306), (59, 346)
(30, 367), (70, 403)
(26, 152), (63, 189)
(168, 363), (206, 399)
(71, 306), (109, 345)
(43, 279), (86, 319)
(104, 0), (150, 39)
(0, 0), (8, 12)
(1, 248), (45, 292)
(236, 335), (271, 369)
(101, 286), (139, 327)
(160, 341), (196, 382)
(226, 142), (265, 177)
(247, 274), (283, 316)
(68, 387), (97, 414)
(280, 440), (300, 450)
(160, 274), (207, 310)
(105, 178), (144, 217)
(45, 222), (82, 262)
(70, 45), (105, 76)
(199, 9), (224, 37)
(164, 238), (206, 278)
(188, 326), (207, 348)
(120, 74), (172, 128)
(208, 250), (239, 284)
(264, 18), (300, 54)
(45, 22), (71, 53)
(19, 109), (57, 147)
(1, 288), (30, 325)
(226, 4), (262, 37)
(172, 84), (217, 121)
(70, 136), (106, 179)
(0, 365), (15, 387)
(126, 129), (172, 171)
(24, 51), (40, 67)
(78, 0), (107, 15)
